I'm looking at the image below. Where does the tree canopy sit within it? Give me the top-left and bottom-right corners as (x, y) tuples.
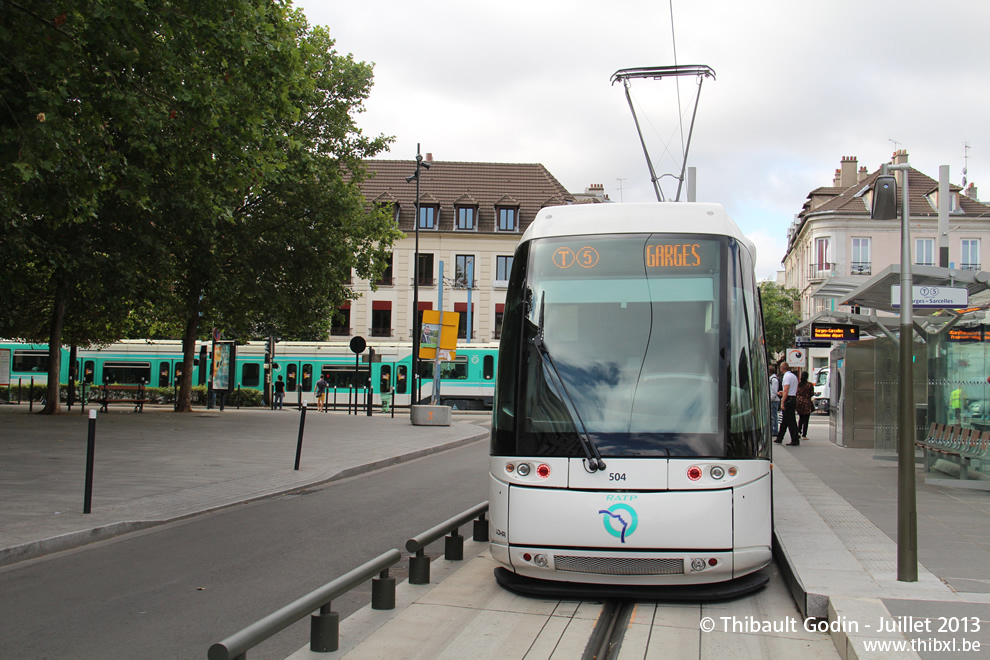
(759, 280), (801, 363)
(0, 1), (398, 412)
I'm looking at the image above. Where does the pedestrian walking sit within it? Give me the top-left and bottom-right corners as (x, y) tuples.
(796, 370), (815, 439)
(774, 360), (800, 446)
(315, 374), (327, 412)
(273, 375), (285, 410)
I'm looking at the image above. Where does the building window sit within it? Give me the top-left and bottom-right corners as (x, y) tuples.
(418, 206), (436, 229)
(375, 253), (394, 286)
(455, 254), (474, 287)
(456, 207), (475, 230)
(497, 207), (517, 232)
(496, 255), (513, 283)
(455, 303), (474, 339)
(371, 302), (392, 337)
(494, 303), (505, 339)
(812, 237), (831, 275)
(331, 307), (350, 336)
(850, 237), (871, 275)
(416, 253), (434, 286)
(962, 239), (981, 271)
(915, 238), (935, 266)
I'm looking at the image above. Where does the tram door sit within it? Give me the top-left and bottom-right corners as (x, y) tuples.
(158, 362), (171, 388)
(283, 363), (314, 394)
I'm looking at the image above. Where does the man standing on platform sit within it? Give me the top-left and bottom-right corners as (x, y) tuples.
(774, 359), (800, 446)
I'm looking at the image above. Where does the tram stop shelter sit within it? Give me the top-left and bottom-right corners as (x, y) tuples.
(796, 265), (990, 459)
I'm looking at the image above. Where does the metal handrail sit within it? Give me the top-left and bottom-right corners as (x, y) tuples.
(208, 548), (401, 660)
(405, 501), (489, 553)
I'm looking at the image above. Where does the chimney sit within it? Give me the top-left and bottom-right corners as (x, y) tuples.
(858, 166), (869, 183)
(425, 153), (433, 163)
(833, 168), (842, 187)
(965, 182), (979, 202)
(840, 156), (857, 188)
(892, 149), (909, 165)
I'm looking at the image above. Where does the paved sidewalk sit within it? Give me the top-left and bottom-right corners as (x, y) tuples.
(0, 404), (489, 566)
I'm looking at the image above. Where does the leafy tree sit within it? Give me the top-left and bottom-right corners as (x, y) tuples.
(760, 280), (801, 363)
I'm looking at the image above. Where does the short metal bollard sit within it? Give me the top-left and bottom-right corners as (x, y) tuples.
(409, 549), (430, 585)
(83, 409), (97, 513)
(310, 603), (339, 652)
(444, 528), (464, 561)
(371, 569), (396, 610)
(294, 401), (307, 471)
(474, 513), (489, 542)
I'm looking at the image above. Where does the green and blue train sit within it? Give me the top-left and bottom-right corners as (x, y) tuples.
(0, 339), (498, 409)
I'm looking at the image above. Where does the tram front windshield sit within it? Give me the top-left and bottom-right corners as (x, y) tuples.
(493, 234), (768, 459)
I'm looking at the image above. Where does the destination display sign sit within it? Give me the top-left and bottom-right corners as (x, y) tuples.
(811, 322), (860, 341)
(947, 327), (989, 343)
(645, 239), (718, 272)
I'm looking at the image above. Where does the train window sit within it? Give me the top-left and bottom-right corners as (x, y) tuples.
(302, 364), (313, 391)
(286, 364), (298, 391)
(380, 365), (391, 392)
(102, 361), (151, 385)
(483, 355), (494, 380)
(158, 363), (171, 388)
(396, 365), (407, 394)
(418, 358), (468, 380)
(175, 363), (183, 386)
(242, 363), (260, 387)
(12, 350), (47, 373)
(83, 360), (95, 384)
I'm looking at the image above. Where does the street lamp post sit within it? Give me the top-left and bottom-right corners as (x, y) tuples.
(406, 145), (430, 406)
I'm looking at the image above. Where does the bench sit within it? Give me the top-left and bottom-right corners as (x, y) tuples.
(91, 383), (148, 413)
(916, 423), (990, 490)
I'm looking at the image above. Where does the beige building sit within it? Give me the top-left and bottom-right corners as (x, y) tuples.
(782, 152), (989, 369)
(339, 160), (593, 343)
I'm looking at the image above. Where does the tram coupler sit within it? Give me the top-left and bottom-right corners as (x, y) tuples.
(409, 549), (430, 584)
(371, 569), (396, 610)
(310, 603), (339, 652)
(473, 514), (489, 542)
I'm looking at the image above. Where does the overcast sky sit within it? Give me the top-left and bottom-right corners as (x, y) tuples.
(297, 0), (989, 280)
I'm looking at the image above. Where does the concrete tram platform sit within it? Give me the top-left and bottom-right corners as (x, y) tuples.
(287, 417), (990, 660)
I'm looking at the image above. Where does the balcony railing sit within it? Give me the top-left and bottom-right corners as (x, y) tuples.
(330, 327), (351, 336)
(807, 263), (835, 280)
(374, 276), (395, 286)
(413, 277), (436, 287)
(849, 262), (872, 275)
(960, 263), (982, 272)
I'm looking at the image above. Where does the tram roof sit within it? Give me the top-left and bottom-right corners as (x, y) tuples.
(522, 203), (756, 260)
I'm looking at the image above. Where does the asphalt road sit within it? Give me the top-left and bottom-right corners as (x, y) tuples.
(0, 436), (491, 660)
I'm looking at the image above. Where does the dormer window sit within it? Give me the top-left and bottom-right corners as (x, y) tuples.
(418, 205), (438, 229)
(497, 207), (517, 232)
(926, 189), (960, 213)
(456, 206), (476, 230)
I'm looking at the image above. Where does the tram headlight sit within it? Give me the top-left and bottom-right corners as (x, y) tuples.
(691, 558), (706, 572)
(710, 465), (725, 480)
(534, 554), (548, 567)
(516, 463), (531, 477)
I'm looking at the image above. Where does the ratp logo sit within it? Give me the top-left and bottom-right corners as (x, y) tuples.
(598, 503), (639, 543)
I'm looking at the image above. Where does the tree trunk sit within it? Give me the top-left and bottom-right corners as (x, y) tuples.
(176, 313), (198, 412)
(41, 278), (67, 414)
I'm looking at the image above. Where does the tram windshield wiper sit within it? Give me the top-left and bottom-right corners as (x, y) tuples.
(531, 293), (606, 473)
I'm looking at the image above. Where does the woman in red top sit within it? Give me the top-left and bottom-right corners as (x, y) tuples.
(796, 370), (815, 439)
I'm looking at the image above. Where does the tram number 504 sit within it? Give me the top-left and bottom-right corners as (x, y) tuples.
(608, 473), (627, 482)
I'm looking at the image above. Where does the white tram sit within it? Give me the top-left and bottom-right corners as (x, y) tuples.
(489, 202), (772, 596)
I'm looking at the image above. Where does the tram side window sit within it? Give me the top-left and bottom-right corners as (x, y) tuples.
(158, 363), (171, 388)
(103, 361), (151, 385)
(12, 350), (47, 373)
(380, 365), (391, 392)
(242, 363), (260, 387)
(175, 363), (183, 387)
(396, 365), (407, 394)
(83, 360), (95, 384)
(287, 364), (298, 391)
(441, 359), (468, 380)
(483, 355), (494, 380)
(302, 364), (313, 391)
